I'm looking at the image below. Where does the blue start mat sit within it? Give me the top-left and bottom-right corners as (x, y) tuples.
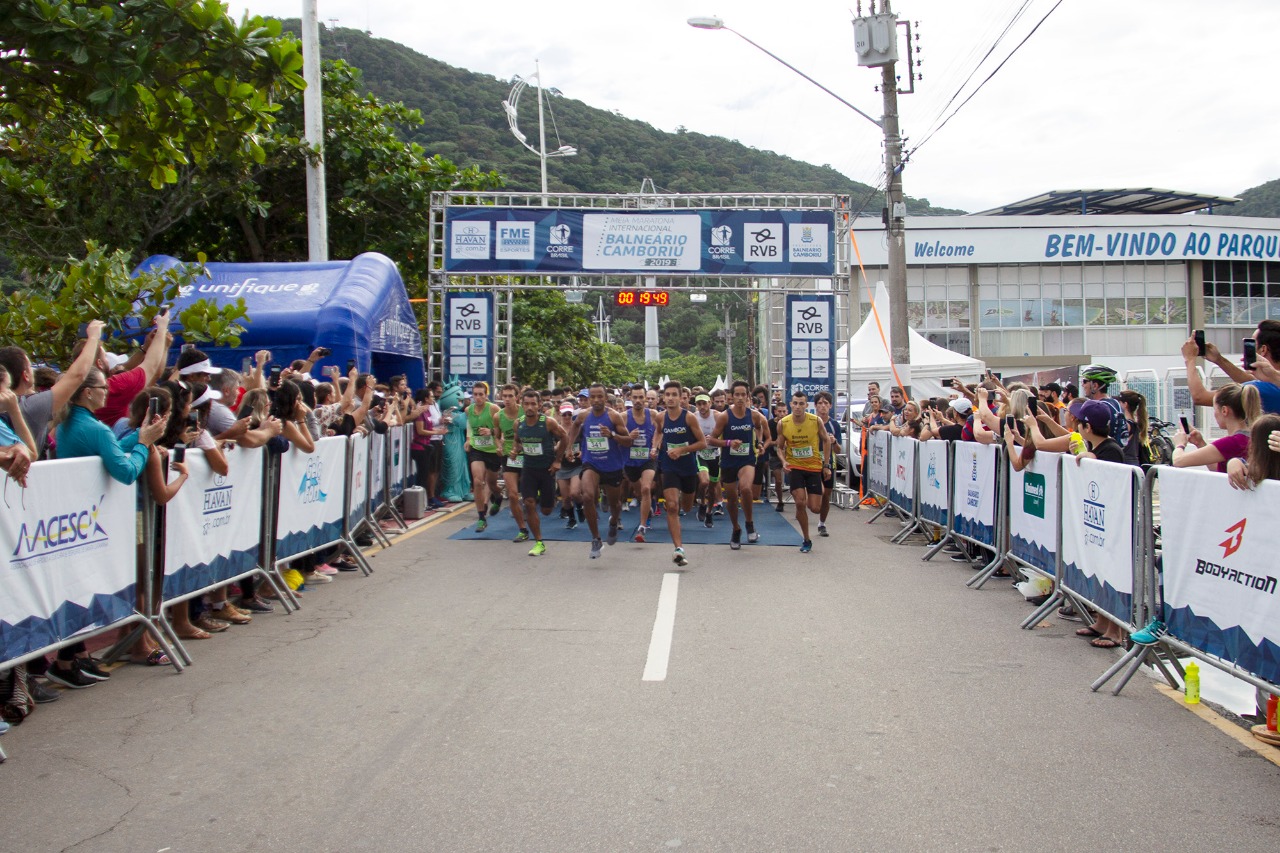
(448, 501), (803, 547)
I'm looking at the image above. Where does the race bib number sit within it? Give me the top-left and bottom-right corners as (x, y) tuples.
(522, 443), (543, 457)
(729, 442), (751, 456)
(507, 455), (523, 469)
(630, 444), (650, 461)
(698, 447), (718, 460)
(791, 445), (814, 459)
(473, 434), (496, 450)
(668, 442), (688, 455)
(586, 436), (609, 454)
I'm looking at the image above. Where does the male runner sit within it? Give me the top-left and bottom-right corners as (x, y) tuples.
(497, 383), (529, 541)
(555, 402), (584, 528)
(777, 390), (833, 553)
(512, 389), (569, 556)
(463, 381), (504, 531)
(814, 390), (843, 538)
(709, 380), (771, 550)
(566, 383), (633, 559)
(692, 393), (720, 528)
(624, 385), (659, 542)
(652, 380), (706, 568)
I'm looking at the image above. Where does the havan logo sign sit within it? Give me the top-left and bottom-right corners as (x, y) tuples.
(11, 496), (110, 566)
(201, 475), (233, 535)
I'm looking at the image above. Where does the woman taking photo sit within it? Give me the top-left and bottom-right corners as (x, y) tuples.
(1172, 383), (1260, 473)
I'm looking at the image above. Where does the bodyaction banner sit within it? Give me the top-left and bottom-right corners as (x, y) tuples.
(951, 442), (998, 546)
(1159, 468), (1280, 685)
(445, 208), (835, 276)
(371, 431), (386, 508)
(0, 457), (138, 663)
(889, 437), (918, 513)
(867, 430), (890, 496)
(163, 447), (264, 599)
(347, 434), (369, 531)
(918, 440), (950, 527)
(275, 437), (347, 562)
(1060, 457), (1136, 624)
(1008, 452), (1061, 576)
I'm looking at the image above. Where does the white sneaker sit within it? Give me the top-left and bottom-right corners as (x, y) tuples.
(672, 548), (688, 567)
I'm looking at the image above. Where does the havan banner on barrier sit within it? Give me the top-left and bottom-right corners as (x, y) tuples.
(162, 447), (264, 600)
(0, 458), (138, 663)
(1159, 468), (1280, 685)
(888, 436), (918, 513)
(867, 430), (890, 497)
(1060, 457), (1136, 624)
(951, 441), (998, 546)
(275, 437), (348, 562)
(347, 434), (369, 532)
(917, 440), (950, 527)
(1008, 452), (1062, 576)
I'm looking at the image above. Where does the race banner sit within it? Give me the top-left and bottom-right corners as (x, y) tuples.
(444, 207), (835, 276)
(951, 442), (999, 546)
(888, 436), (918, 514)
(162, 447), (265, 600)
(1060, 457), (1137, 625)
(785, 294), (836, 401)
(370, 430), (386, 509)
(389, 425), (406, 500)
(867, 430), (890, 497)
(0, 458), (138, 664)
(1007, 451), (1062, 576)
(275, 437), (348, 562)
(1159, 468), (1280, 685)
(917, 440), (950, 527)
(347, 434), (369, 532)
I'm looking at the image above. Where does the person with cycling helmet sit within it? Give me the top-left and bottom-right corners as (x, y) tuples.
(1080, 364), (1128, 446)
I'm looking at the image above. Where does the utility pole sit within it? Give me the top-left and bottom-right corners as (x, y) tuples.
(880, 4), (910, 397)
(717, 303), (737, 379)
(301, 0), (328, 261)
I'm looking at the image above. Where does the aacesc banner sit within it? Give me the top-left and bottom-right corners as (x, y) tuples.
(444, 208), (835, 276)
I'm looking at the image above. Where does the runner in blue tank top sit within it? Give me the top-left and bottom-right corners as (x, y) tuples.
(624, 386), (659, 542)
(709, 380), (772, 550)
(652, 380), (706, 568)
(565, 383), (633, 559)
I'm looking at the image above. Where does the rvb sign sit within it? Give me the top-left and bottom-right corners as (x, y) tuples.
(445, 292), (495, 393)
(785, 294), (836, 402)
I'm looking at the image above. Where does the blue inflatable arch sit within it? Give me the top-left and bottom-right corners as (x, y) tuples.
(134, 252), (425, 388)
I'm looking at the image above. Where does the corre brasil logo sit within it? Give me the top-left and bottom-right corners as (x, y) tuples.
(12, 496), (110, 564)
(299, 458), (327, 504)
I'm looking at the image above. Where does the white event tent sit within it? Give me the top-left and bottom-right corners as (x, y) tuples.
(838, 282), (986, 399)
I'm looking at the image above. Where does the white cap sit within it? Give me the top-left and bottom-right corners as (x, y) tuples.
(191, 387), (223, 408)
(949, 397), (973, 415)
(178, 358), (222, 376)
(103, 352), (129, 370)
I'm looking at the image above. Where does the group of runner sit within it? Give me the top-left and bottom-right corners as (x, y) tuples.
(459, 379), (839, 566)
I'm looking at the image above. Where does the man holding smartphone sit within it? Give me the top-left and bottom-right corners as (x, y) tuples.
(1183, 320), (1280, 414)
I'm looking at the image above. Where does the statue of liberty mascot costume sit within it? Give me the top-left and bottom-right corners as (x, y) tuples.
(437, 377), (472, 503)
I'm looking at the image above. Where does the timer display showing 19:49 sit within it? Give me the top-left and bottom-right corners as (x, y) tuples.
(614, 290), (670, 307)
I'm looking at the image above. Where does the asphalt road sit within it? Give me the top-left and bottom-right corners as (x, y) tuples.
(3, 502), (1279, 853)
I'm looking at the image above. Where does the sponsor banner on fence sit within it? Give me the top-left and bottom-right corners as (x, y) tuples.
(275, 437), (348, 562)
(347, 434), (369, 532)
(889, 436), (918, 513)
(162, 447), (264, 600)
(918, 440), (950, 527)
(868, 430), (890, 496)
(444, 207), (835, 276)
(389, 426), (406, 500)
(1159, 468), (1280, 685)
(0, 458), (138, 663)
(371, 431), (386, 508)
(1008, 452), (1062, 576)
(1060, 457), (1135, 624)
(951, 442), (998, 546)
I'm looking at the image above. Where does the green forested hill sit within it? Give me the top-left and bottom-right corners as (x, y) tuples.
(1225, 179), (1280, 218)
(287, 22), (962, 215)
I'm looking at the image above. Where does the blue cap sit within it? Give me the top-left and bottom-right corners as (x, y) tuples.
(578, 388), (589, 397)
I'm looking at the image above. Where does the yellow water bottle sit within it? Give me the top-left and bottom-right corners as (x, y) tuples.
(1068, 431), (1086, 456)
(1184, 661), (1200, 704)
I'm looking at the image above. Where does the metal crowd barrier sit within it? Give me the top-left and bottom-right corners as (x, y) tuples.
(913, 441), (1006, 587)
(887, 436), (923, 543)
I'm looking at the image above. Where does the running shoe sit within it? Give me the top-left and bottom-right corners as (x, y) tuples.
(513, 530), (530, 543)
(775, 502), (785, 512)
(633, 525), (646, 543)
(746, 524), (759, 544)
(713, 503), (724, 516)
(590, 538), (603, 559)
(672, 548), (689, 567)
(475, 517), (488, 533)
(818, 523), (829, 538)
(529, 541), (546, 557)
(703, 513), (713, 529)
(1130, 619), (1165, 645)
(607, 522), (619, 546)
(566, 514), (578, 530)
(697, 503), (708, 523)
(576, 504), (587, 522)
(799, 540), (813, 554)
(730, 529), (741, 550)
(490, 494), (504, 516)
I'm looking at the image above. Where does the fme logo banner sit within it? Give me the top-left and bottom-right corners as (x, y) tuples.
(450, 221), (490, 260)
(495, 222), (535, 260)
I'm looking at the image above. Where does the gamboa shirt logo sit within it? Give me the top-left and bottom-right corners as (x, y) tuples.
(299, 458), (327, 504)
(1220, 518), (1246, 559)
(12, 495), (109, 565)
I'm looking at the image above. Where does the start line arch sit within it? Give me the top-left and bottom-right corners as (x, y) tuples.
(427, 191), (855, 396)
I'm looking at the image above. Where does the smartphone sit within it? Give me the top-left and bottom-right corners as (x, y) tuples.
(347, 358), (356, 373)
(1243, 338), (1257, 369)
(1028, 397), (1039, 416)
(241, 356), (251, 373)
(187, 411), (199, 429)
(147, 397), (160, 420)
(181, 342), (194, 352)
(990, 371), (1003, 382)
(1194, 329), (1206, 357)
(269, 365), (282, 383)
(172, 444), (186, 465)
(317, 346), (332, 358)
(1179, 415), (1190, 434)
(1004, 415), (1016, 433)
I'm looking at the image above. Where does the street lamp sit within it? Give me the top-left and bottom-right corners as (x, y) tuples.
(502, 60), (577, 198)
(688, 12), (912, 396)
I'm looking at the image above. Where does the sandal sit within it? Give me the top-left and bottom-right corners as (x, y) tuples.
(177, 628), (212, 640)
(144, 649), (171, 666)
(1075, 626), (1103, 638)
(1090, 637), (1121, 649)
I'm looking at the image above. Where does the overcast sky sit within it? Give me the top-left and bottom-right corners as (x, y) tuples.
(235, 0), (1280, 213)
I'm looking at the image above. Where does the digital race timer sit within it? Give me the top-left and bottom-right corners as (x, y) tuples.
(613, 290), (670, 307)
